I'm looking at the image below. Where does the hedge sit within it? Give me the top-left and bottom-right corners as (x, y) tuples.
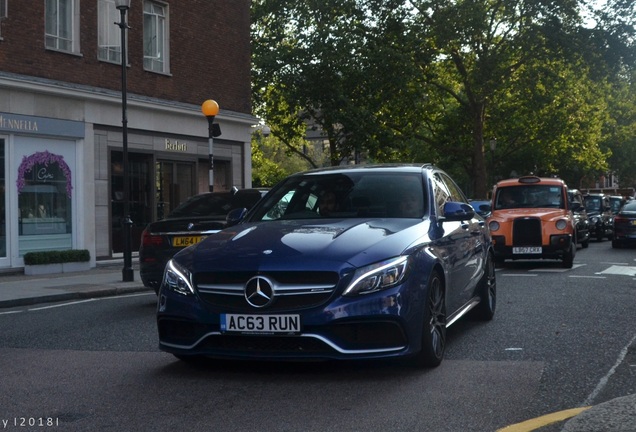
(23, 249), (90, 265)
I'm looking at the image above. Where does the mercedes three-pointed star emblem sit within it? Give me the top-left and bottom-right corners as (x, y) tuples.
(244, 276), (275, 308)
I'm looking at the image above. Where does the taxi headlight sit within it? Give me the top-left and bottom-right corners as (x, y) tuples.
(488, 221), (500, 231)
(162, 259), (195, 296)
(343, 256), (409, 296)
(556, 220), (568, 230)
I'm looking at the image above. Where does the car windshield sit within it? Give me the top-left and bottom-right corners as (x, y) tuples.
(584, 196), (602, 212)
(250, 172), (427, 220)
(495, 185), (564, 210)
(168, 193), (234, 218)
(610, 198), (623, 213)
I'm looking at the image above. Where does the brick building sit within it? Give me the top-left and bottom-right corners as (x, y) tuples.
(0, 0), (255, 270)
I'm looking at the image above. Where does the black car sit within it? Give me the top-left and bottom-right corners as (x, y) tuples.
(140, 188), (266, 293)
(568, 189), (590, 248)
(612, 200), (636, 248)
(584, 193), (613, 241)
(609, 195), (625, 214)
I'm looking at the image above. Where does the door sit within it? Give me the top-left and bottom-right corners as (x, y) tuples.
(111, 151), (153, 254)
(155, 160), (195, 220)
(0, 137), (7, 267)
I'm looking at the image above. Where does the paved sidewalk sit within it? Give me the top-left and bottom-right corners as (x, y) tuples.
(0, 262), (634, 431)
(0, 261), (151, 309)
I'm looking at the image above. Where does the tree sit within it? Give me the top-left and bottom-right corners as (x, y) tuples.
(251, 0), (635, 196)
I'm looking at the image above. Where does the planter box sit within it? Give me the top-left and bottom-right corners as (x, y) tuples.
(25, 261), (90, 276)
(62, 261), (91, 273)
(24, 263), (63, 276)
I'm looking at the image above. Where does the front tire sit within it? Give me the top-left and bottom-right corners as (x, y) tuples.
(562, 242), (575, 268)
(411, 270), (446, 368)
(472, 252), (496, 321)
(582, 236), (589, 248)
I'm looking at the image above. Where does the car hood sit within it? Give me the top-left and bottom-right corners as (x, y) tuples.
(491, 208), (570, 222)
(147, 216), (227, 234)
(178, 218), (432, 273)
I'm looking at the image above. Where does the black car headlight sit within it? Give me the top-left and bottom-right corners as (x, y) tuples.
(590, 216), (599, 224)
(162, 259), (195, 296)
(343, 256), (409, 296)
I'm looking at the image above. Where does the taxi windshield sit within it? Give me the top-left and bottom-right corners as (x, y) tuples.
(495, 185), (564, 210)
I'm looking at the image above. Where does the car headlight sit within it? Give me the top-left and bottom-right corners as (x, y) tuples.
(343, 256), (409, 296)
(555, 219), (568, 230)
(590, 216), (599, 224)
(488, 221), (500, 231)
(162, 259), (195, 296)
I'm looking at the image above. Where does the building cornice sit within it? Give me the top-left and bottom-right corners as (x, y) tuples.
(0, 71), (258, 126)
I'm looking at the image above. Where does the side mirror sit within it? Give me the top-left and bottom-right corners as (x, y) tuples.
(226, 207), (248, 227)
(442, 202), (475, 221)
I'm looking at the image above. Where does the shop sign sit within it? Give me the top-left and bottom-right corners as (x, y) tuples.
(165, 139), (188, 152)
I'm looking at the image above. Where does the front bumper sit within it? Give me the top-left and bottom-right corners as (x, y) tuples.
(492, 234), (572, 261)
(157, 283), (421, 361)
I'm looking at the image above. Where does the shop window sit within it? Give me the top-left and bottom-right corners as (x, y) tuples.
(17, 151), (73, 254)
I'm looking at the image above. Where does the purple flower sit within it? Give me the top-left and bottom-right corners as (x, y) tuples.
(17, 150), (73, 198)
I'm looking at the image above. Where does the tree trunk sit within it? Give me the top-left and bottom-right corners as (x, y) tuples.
(471, 104), (489, 198)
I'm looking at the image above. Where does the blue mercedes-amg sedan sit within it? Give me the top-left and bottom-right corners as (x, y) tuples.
(157, 164), (496, 367)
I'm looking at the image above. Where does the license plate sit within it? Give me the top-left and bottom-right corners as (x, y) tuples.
(172, 236), (204, 247)
(221, 314), (301, 334)
(513, 246), (542, 254)
(631, 220), (636, 225)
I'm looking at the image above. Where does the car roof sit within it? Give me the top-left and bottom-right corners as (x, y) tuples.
(290, 163), (434, 177)
(495, 176), (566, 188)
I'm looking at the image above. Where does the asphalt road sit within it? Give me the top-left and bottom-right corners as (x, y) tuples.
(0, 240), (634, 432)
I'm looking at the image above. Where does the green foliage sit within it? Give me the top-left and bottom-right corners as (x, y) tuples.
(24, 249), (90, 265)
(251, 131), (314, 187)
(251, 0), (636, 195)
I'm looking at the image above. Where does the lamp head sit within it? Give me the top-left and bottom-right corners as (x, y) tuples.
(115, 0), (131, 10)
(201, 99), (220, 118)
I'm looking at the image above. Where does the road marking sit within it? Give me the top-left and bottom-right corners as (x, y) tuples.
(0, 310), (23, 316)
(501, 274), (538, 277)
(29, 298), (97, 311)
(496, 407), (591, 432)
(596, 265), (636, 276)
(531, 264), (585, 272)
(568, 275), (606, 279)
(583, 333), (636, 406)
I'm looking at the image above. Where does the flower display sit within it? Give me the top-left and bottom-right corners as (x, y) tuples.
(16, 151), (73, 198)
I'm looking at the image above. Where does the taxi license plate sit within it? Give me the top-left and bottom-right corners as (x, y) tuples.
(221, 314), (301, 334)
(513, 246), (542, 254)
(172, 236), (204, 247)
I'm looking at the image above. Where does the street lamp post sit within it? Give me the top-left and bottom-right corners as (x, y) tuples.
(201, 100), (221, 192)
(116, 0), (133, 282)
(489, 137), (497, 192)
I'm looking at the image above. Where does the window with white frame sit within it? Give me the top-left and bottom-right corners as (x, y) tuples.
(143, 1), (168, 73)
(98, 0), (123, 63)
(0, 0), (7, 39)
(45, 0), (79, 53)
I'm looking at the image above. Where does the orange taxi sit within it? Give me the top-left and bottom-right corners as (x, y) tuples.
(487, 176), (576, 268)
